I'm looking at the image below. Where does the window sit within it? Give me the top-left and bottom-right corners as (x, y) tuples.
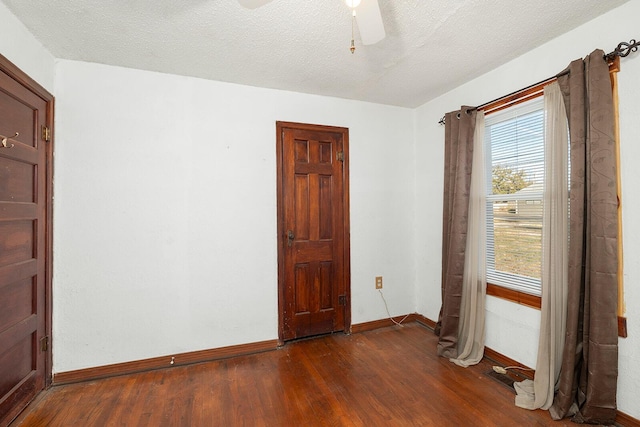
(482, 62), (624, 337)
(485, 97), (544, 296)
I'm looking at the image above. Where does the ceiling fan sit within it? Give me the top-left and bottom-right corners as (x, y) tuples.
(237, 0), (386, 47)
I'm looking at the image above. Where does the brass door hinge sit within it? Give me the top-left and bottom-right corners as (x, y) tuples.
(42, 126), (51, 142)
(336, 151), (344, 162)
(40, 336), (49, 352)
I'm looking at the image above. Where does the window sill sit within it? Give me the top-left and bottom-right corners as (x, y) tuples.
(618, 316), (628, 338)
(486, 283), (541, 309)
(486, 283), (628, 338)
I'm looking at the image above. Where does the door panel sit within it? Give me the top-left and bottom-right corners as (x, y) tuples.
(277, 122), (350, 342)
(0, 157), (36, 202)
(0, 57), (53, 426)
(0, 220), (35, 266)
(0, 278), (34, 331)
(0, 89), (36, 149)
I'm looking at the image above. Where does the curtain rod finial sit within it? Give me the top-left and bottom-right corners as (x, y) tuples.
(605, 38), (639, 62)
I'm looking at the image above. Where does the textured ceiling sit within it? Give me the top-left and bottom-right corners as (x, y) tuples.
(2, 0), (630, 108)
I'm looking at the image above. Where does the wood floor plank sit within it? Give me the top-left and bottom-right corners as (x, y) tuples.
(12, 323), (576, 426)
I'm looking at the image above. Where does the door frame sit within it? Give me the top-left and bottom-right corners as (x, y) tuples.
(275, 121), (351, 344)
(0, 54), (54, 387)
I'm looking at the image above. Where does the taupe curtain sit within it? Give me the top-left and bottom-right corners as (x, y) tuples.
(514, 81), (569, 410)
(435, 107), (477, 358)
(450, 111), (487, 367)
(549, 49), (619, 424)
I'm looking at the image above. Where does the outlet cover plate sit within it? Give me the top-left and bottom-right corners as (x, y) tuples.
(375, 276), (383, 289)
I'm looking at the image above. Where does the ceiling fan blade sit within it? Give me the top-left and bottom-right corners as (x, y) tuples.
(237, 0), (274, 9)
(355, 0), (386, 45)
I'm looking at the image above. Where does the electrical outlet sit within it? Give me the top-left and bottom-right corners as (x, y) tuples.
(375, 276), (383, 289)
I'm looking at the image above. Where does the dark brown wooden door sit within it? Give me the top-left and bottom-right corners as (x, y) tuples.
(0, 56), (53, 426)
(277, 122), (350, 342)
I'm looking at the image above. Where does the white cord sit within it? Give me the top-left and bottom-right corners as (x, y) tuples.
(504, 365), (535, 371)
(492, 365), (535, 374)
(378, 289), (410, 326)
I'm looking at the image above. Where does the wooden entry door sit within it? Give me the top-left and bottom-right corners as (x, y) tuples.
(276, 122), (350, 342)
(0, 55), (53, 426)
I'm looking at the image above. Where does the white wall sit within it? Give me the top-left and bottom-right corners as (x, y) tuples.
(414, 1), (640, 419)
(53, 60), (416, 372)
(0, 1), (55, 92)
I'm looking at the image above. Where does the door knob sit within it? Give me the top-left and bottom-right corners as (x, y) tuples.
(287, 230), (295, 247)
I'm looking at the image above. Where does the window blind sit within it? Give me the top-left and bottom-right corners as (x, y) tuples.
(485, 98), (544, 296)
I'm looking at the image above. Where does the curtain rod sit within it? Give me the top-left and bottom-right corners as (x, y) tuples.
(438, 38), (639, 125)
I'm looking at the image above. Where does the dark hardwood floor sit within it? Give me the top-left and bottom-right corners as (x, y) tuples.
(12, 323), (572, 426)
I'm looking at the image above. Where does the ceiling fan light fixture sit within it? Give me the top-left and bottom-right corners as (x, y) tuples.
(345, 0), (361, 8)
